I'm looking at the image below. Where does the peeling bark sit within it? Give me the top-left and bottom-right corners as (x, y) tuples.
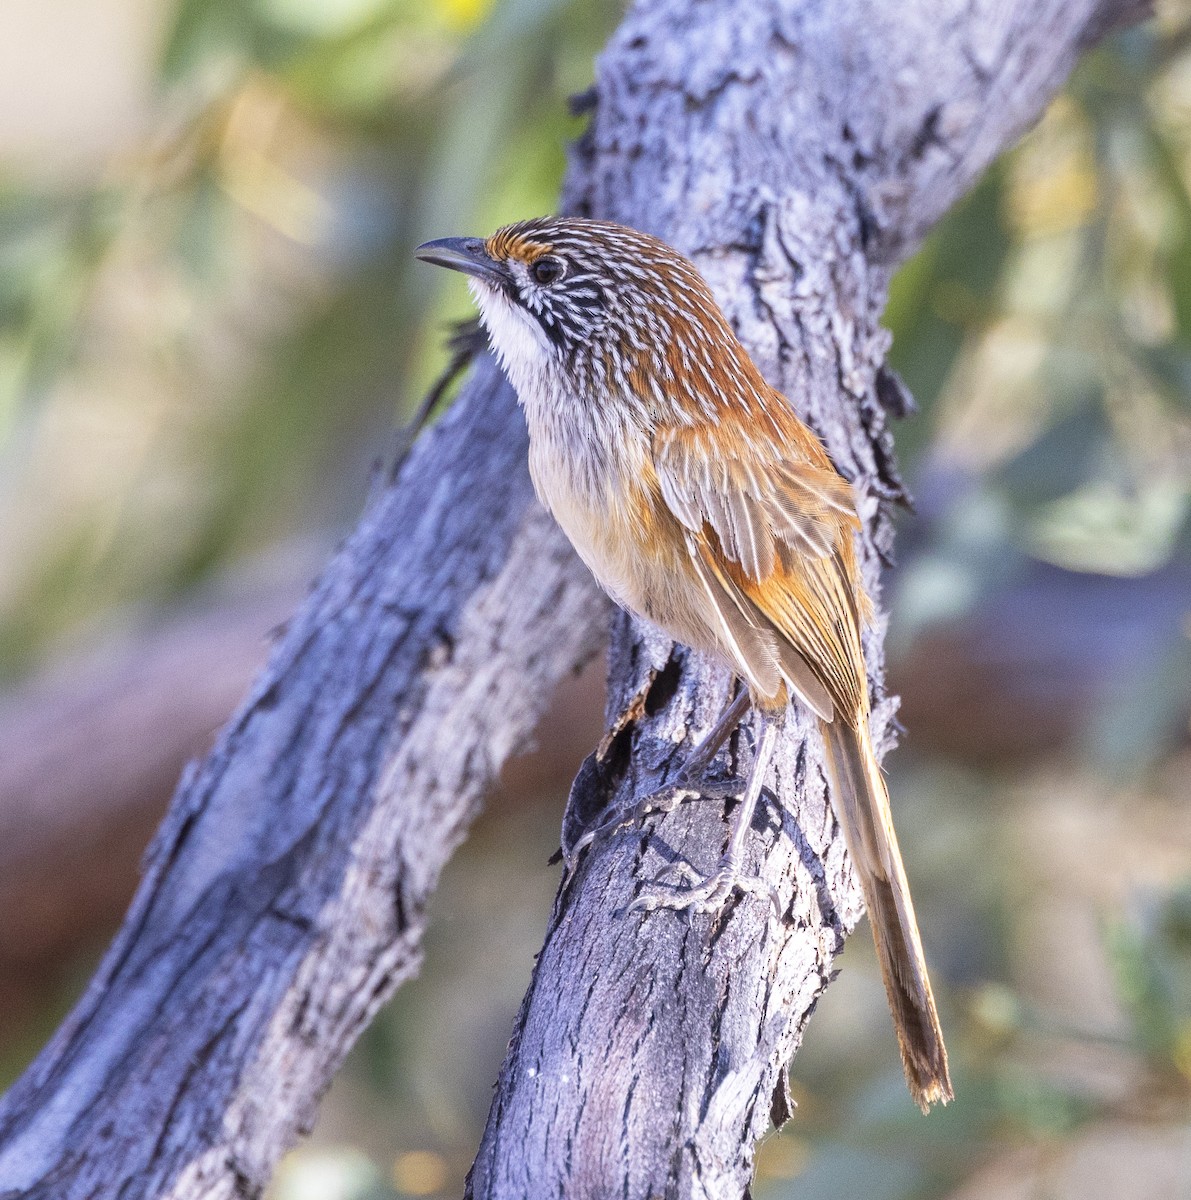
(0, 2), (1149, 1198)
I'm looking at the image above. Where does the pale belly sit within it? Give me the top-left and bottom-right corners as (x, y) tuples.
(527, 436), (723, 662)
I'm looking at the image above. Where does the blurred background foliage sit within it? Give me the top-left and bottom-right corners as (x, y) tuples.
(0, 1), (1189, 1198)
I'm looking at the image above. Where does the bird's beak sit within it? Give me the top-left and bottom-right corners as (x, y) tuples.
(414, 237), (509, 287)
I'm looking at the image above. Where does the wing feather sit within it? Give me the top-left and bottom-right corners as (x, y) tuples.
(689, 535), (835, 720)
(653, 408), (867, 718)
(682, 533), (783, 700)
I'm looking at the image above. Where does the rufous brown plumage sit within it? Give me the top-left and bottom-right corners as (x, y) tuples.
(416, 216), (952, 1111)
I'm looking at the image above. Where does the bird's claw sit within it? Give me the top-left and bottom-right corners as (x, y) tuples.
(629, 858), (783, 919)
(562, 787), (691, 876)
(562, 776), (742, 875)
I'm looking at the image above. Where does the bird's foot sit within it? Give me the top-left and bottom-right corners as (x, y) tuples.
(562, 775), (741, 876)
(629, 856), (783, 918)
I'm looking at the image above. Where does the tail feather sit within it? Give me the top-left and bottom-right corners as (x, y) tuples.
(819, 716), (953, 1112)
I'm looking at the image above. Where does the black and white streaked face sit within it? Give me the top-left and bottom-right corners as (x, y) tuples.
(476, 223), (612, 358)
(416, 219), (628, 375)
(415, 217), (752, 427)
(417, 218), (713, 356)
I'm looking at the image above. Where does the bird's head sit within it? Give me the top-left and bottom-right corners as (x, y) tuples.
(415, 217), (742, 418)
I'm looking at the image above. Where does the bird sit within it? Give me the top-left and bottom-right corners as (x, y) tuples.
(415, 216), (952, 1112)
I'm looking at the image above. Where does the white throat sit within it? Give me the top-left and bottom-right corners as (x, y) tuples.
(468, 277), (645, 522)
(470, 279), (558, 414)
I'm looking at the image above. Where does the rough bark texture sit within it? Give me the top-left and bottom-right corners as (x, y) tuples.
(5, 550), (1186, 1026)
(0, 566), (309, 1005)
(0, 1), (1148, 1198)
(6, 550), (1187, 1028)
(0, 360), (607, 1199)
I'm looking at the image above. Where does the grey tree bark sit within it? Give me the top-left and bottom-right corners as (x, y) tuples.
(0, 1), (1148, 1198)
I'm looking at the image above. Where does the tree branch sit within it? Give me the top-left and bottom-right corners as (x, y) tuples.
(0, 2), (1148, 1198)
(0, 572), (301, 1008)
(0, 361), (608, 1199)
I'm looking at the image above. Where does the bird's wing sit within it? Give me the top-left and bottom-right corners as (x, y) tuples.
(655, 421), (854, 578)
(653, 408), (866, 718)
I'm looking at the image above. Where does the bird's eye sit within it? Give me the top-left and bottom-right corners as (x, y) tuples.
(530, 256), (565, 285)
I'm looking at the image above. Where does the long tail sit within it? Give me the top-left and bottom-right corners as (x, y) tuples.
(819, 716), (953, 1111)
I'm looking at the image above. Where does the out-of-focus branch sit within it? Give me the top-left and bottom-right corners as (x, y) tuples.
(0, 560), (603, 1015)
(893, 560), (1191, 763)
(0, 569), (307, 1010)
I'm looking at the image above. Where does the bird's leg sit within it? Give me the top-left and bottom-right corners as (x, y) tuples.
(562, 689), (751, 872)
(630, 717), (781, 917)
(656, 686), (753, 793)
